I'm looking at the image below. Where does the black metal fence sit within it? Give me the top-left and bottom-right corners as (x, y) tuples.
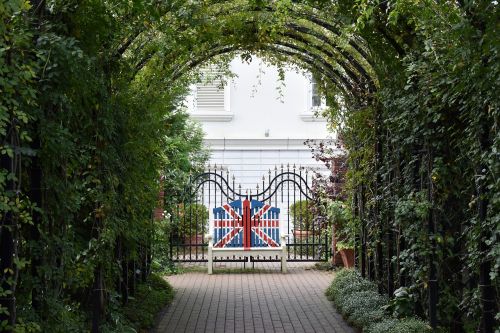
(167, 165), (331, 262)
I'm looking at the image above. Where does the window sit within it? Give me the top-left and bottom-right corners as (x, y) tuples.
(196, 71), (225, 112)
(190, 67), (232, 121)
(301, 77), (327, 122)
(311, 79), (322, 108)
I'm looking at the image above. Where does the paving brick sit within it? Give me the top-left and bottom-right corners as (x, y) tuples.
(154, 262), (355, 333)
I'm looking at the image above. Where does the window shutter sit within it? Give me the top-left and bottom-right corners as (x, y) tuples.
(196, 69), (225, 111)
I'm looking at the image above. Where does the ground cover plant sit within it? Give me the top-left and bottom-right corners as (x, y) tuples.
(121, 274), (174, 331)
(326, 269), (431, 333)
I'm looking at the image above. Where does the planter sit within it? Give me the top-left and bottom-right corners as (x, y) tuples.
(339, 248), (355, 268)
(184, 234), (204, 247)
(293, 229), (319, 240)
(332, 251), (343, 266)
(331, 235), (347, 266)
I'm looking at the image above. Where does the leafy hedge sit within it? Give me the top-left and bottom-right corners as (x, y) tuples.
(175, 203), (209, 237)
(122, 274), (174, 330)
(326, 269), (430, 333)
(289, 200), (314, 230)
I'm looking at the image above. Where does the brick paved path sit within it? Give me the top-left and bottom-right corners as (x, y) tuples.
(154, 262), (355, 333)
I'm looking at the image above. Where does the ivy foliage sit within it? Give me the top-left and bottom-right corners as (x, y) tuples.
(0, 0), (498, 332)
(334, 1), (499, 331)
(1, 0), (205, 331)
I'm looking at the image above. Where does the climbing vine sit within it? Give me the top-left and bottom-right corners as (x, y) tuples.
(0, 0), (498, 332)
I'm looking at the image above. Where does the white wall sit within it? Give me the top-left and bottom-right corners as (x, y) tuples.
(186, 56), (334, 190)
(188, 56), (330, 139)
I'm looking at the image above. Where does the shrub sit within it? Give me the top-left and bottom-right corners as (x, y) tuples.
(351, 308), (386, 328)
(340, 290), (387, 327)
(175, 203), (209, 237)
(332, 279), (379, 307)
(122, 273), (175, 329)
(327, 269), (429, 331)
(289, 200), (314, 230)
(326, 269), (363, 301)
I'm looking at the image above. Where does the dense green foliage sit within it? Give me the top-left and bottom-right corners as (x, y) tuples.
(0, 1), (204, 331)
(121, 274), (174, 330)
(331, 2), (500, 331)
(1, 0), (498, 332)
(366, 318), (433, 333)
(289, 200), (314, 230)
(326, 269), (430, 332)
(326, 200), (355, 249)
(175, 203), (209, 237)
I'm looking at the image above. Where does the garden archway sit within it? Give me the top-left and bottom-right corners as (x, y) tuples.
(120, 1), (378, 107)
(2, 1), (497, 332)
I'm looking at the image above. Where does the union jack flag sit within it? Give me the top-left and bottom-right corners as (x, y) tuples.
(212, 199), (280, 249)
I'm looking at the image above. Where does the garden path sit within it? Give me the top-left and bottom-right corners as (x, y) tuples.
(154, 262), (355, 333)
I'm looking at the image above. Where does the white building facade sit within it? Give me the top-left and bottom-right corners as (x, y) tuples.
(186, 56), (332, 190)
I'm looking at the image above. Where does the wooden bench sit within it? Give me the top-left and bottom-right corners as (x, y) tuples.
(206, 199), (288, 274)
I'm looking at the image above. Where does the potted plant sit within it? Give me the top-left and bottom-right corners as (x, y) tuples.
(337, 241), (355, 268)
(289, 200), (318, 239)
(327, 200), (355, 268)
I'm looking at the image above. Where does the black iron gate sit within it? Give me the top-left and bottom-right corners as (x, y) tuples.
(168, 165), (331, 262)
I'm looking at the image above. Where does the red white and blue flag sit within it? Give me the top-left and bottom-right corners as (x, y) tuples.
(212, 199), (280, 249)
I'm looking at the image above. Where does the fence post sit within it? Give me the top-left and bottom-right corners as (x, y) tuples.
(281, 235), (287, 273)
(207, 234), (213, 274)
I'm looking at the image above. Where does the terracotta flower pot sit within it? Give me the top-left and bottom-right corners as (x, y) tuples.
(339, 248), (355, 268)
(332, 251), (343, 266)
(293, 229), (319, 240)
(184, 234), (204, 247)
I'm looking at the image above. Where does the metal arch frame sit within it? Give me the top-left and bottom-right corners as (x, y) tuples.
(122, 0), (376, 104)
(189, 172), (242, 201)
